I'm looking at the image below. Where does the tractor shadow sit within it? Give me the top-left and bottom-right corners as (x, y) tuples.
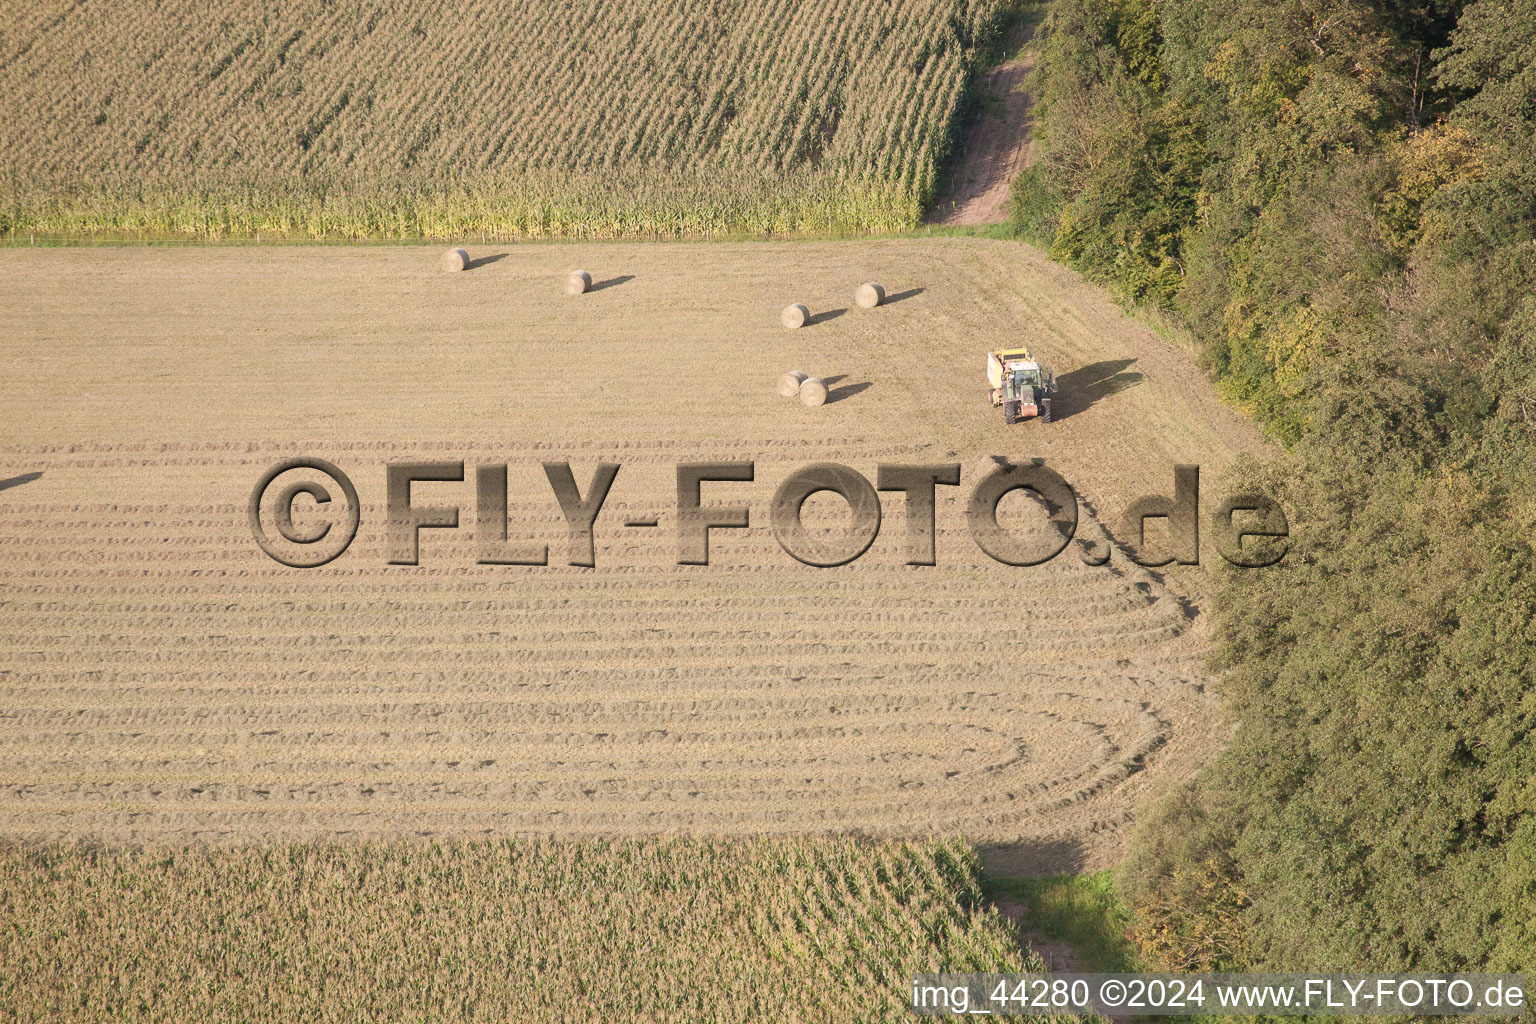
(0, 471), (42, 492)
(820, 373), (873, 404)
(807, 307), (847, 326)
(883, 287), (924, 305)
(590, 274), (634, 292)
(1052, 358), (1144, 420)
(465, 253), (508, 270)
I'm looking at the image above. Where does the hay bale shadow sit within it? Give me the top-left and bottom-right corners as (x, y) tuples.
(826, 381), (872, 404)
(0, 471), (42, 492)
(806, 307), (847, 326)
(806, 374), (872, 405)
(589, 275), (634, 291)
(465, 253), (508, 270)
(883, 287), (924, 304)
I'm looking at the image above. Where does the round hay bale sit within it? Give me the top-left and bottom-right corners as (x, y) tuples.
(777, 370), (809, 397)
(781, 303), (810, 329)
(855, 282), (886, 309)
(566, 270), (592, 295)
(442, 248), (470, 272)
(799, 377), (828, 408)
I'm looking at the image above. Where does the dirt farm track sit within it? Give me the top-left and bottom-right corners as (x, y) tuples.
(0, 239), (1264, 875)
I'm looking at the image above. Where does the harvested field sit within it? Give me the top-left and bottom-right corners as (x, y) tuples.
(0, 239), (1265, 874)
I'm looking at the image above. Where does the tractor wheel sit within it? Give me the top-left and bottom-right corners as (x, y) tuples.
(1040, 398), (1053, 423)
(1003, 400), (1020, 425)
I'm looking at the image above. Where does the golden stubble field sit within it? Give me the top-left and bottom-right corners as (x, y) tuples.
(0, 238), (1265, 874)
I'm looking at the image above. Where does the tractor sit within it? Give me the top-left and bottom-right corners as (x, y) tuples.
(987, 347), (1056, 423)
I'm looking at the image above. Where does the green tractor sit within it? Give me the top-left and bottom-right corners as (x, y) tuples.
(987, 347), (1057, 423)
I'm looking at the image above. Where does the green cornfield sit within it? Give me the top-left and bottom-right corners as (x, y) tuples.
(0, 0), (1013, 240)
(0, 836), (1056, 1023)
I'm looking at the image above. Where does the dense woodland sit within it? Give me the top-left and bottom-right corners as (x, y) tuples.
(1013, 0), (1535, 974)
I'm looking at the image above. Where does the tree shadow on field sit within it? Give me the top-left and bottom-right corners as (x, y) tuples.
(590, 274), (634, 291)
(976, 836), (1087, 881)
(883, 287), (924, 305)
(807, 307), (847, 326)
(979, 837), (1136, 977)
(1052, 358), (1144, 420)
(465, 253), (508, 270)
(0, 471), (42, 492)
(971, 838), (1094, 977)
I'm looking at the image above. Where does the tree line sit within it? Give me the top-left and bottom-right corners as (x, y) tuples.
(1013, 0), (1535, 975)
